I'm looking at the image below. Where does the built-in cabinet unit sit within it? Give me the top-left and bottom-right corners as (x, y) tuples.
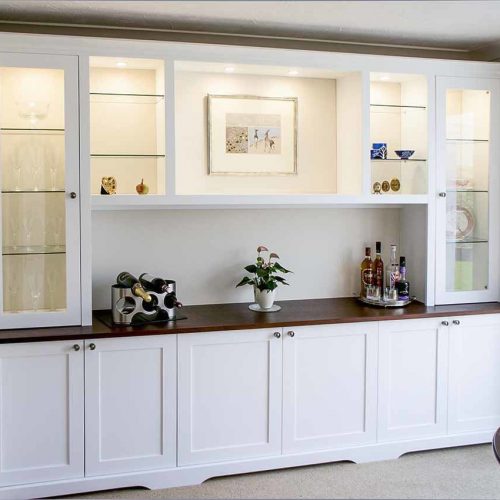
(436, 77), (500, 304)
(1, 316), (500, 498)
(0, 53), (81, 329)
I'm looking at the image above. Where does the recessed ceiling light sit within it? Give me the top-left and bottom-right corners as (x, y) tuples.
(224, 66), (235, 73)
(380, 74), (390, 81)
(288, 69), (299, 76)
(116, 61), (127, 68)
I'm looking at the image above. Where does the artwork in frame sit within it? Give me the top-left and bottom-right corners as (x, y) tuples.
(208, 94), (298, 175)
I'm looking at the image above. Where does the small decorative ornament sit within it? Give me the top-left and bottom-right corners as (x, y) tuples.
(101, 176), (117, 195)
(373, 181), (382, 194)
(394, 149), (415, 160)
(381, 180), (390, 192)
(136, 178), (149, 195)
(390, 178), (401, 192)
(371, 143), (387, 160)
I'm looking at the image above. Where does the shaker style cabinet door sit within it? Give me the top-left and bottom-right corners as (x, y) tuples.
(282, 323), (378, 454)
(84, 335), (177, 476)
(0, 52), (81, 329)
(378, 318), (448, 441)
(435, 76), (500, 304)
(448, 314), (500, 433)
(0, 340), (84, 487)
(178, 329), (283, 466)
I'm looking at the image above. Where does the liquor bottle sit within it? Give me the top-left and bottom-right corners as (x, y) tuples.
(139, 273), (170, 294)
(396, 257), (410, 300)
(387, 244), (400, 290)
(116, 271), (152, 302)
(374, 241), (384, 293)
(360, 247), (374, 298)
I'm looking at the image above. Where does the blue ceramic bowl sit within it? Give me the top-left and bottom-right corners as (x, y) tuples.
(395, 149), (415, 160)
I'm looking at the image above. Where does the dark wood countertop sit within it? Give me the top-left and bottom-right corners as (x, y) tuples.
(1, 298), (500, 343)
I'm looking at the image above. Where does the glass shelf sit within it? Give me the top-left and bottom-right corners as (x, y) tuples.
(2, 189), (65, 194)
(90, 92), (165, 104)
(91, 154), (165, 158)
(447, 189), (488, 193)
(0, 128), (64, 133)
(446, 238), (489, 244)
(371, 158), (427, 162)
(446, 138), (489, 143)
(371, 104), (426, 109)
(2, 245), (66, 256)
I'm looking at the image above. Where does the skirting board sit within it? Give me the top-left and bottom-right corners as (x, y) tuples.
(1, 431), (494, 500)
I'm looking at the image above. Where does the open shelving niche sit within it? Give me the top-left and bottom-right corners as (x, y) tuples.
(369, 72), (428, 196)
(89, 56), (166, 197)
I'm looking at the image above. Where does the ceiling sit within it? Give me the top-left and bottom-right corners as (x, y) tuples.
(0, 1), (499, 59)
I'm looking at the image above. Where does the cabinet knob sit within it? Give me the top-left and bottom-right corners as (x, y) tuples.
(273, 332), (281, 339)
(452, 319), (461, 325)
(287, 331), (295, 337)
(73, 344), (80, 351)
(438, 192), (447, 198)
(441, 320), (449, 326)
(70, 192), (77, 199)
(89, 343), (96, 350)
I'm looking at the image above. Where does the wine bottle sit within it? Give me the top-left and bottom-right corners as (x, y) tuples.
(116, 271), (152, 302)
(396, 257), (410, 300)
(387, 244), (400, 290)
(139, 273), (170, 294)
(374, 241), (384, 294)
(164, 293), (183, 309)
(360, 247), (374, 298)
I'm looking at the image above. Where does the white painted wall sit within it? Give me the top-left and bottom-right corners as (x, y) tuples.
(91, 208), (401, 308)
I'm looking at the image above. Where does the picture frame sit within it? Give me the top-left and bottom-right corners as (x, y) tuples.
(207, 94), (298, 176)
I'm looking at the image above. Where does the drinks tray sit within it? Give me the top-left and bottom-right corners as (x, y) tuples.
(357, 296), (414, 308)
(95, 309), (187, 328)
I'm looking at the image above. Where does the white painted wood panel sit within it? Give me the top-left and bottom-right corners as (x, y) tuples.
(178, 329), (282, 466)
(378, 318), (448, 441)
(283, 322), (378, 453)
(85, 335), (177, 476)
(0, 340), (84, 486)
(448, 314), (500, 433)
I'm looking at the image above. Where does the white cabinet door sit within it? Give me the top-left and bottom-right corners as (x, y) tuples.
(448, 314), (500, 433)
(178, 329), (282, 466)
(85, 335), (177, 476)
(378, 318), (449, 441)
(283, 323), (378, 454)
(0, 52), (81, 328)
(0, 340), (84, 486)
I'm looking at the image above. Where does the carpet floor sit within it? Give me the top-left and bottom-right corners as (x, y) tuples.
(64, 444), (500, 499)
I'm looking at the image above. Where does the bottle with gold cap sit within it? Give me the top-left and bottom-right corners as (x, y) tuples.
(116, 271), (152, 302)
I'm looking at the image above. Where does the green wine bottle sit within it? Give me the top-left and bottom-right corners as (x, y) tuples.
(116, 272), (152, 302)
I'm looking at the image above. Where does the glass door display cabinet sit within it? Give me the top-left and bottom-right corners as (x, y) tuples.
(0, 53), (80, 328)
(369, 73), (428, 196)
(436, 77), (500, 304)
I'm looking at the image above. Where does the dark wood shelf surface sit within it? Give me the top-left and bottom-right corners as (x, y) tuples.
(1, 297), (500, 344)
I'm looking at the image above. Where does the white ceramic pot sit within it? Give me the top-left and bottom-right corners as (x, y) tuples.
(254, 287), (277, 309)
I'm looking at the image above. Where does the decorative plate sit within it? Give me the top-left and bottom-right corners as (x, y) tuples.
(446, 205), (475, 241)
(390, 178), (401, 192)
(381, 180), (390, 192)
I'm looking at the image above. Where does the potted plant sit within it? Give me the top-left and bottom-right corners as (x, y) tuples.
(236, 246), (291, 310)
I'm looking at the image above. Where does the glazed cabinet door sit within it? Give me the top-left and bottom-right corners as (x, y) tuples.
(0, 340), (84, 486)
(178, 329), (282, 466)
(84, 335), (177, 476)
(448, 314), (500, 433)
(0, 52), (81, 328)
(282, 322), (378, 454)
(435, 76), (500, 304)
(378, 318), (448, 441)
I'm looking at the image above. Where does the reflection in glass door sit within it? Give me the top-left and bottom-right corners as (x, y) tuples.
(0, 54), (80, 327)
(437, 77), (499, 304)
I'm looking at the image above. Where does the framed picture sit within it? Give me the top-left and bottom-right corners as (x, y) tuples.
(207, 94), (298, 175)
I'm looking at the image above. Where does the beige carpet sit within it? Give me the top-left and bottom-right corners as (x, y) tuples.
(64, 444), (500, 499)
